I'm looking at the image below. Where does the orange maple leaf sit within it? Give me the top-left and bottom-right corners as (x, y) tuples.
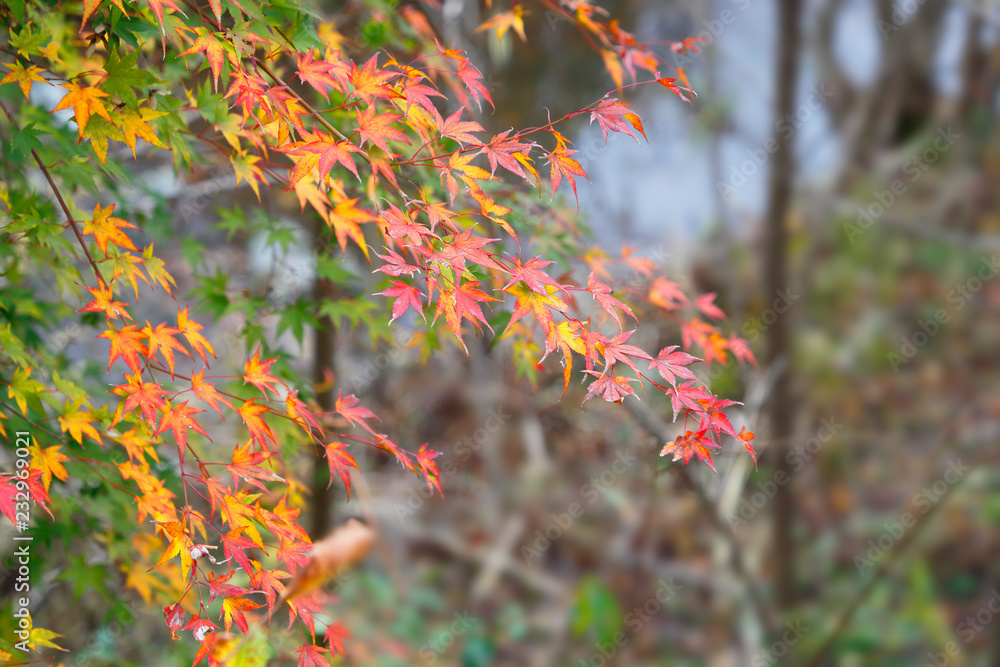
(78, 282), (132, 321)
(143, 321), (191, 377)
(111, 371), (168, 426)
(156, 401), (210, 452)
(243, 349), (282, 397)
(356, 105), (409, 155)
(228, 440), (278, 491)
(546, 132), (588, 204)
(82, 203), (138, 256)
(190, 369), (233, 416)
(98, 323), (149, 373)
(52, 83), (112, 137)
(238, 399), (276, 451)
(176, 307), (214, 364)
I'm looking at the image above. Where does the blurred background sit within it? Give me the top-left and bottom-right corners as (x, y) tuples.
(14, 0), (1000, 664)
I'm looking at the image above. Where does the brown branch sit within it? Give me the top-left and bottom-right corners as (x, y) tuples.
(0, 99), (105, 285)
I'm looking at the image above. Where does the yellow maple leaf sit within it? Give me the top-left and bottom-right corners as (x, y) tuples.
(1, 63), (46, 100)
(58, 401), (104, 445)
(30, 444), (69, 490)
(230, 149), (266, 201)
(116, 104), (168, 157)
(51, 83), (112, 137)
(82, 115), (126, 165)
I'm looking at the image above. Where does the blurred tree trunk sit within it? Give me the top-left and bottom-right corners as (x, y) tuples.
(764, 0), (802, 611)
(310, 220), (336, 540)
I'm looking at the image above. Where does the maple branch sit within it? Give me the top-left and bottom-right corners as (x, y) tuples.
(0, 99), (105, 285)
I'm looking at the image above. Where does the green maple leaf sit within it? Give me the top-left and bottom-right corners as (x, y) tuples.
(103, 49), (162, 107)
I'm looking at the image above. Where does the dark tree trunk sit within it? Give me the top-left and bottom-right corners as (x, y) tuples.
(764, 0), (802, 611)
(310, 220), (336, 541)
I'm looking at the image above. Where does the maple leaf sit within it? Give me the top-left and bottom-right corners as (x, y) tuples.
(286, 390), (320, 433)
(586, 272), (636, 330)
(476, 5), (527, 41)
(647, 345), (700, 388)
(156, 401), (210, 453)
(728, 334), (758, 367)
(190, 368), (233, 416)
(477, 130), (533, 178)
(737, 426), (757, 468)
(228, 440), (278, 491)
(455, 59), (493, 111)
(539, 320), (590, 396)
(648, 277), (689, 311)
(334, 392), (378, 434)
(438, 108), (484, 145)
(295, 642), (329, 667)
(375, 434), (415, 473)
(230, 150), (267, 201)
(327, 186), (374, 257)
(375, 248), (422, 277)
(98, 323), (148, 373)
(680, 317), (716, 352)
(379, 203), (430, 247)
(664, 381), (713, 419)
(700, 332), (730, 367)
(152, 521), (194, 580)
(178, 308), (215, 364)
(598, 329), (652, 377)
(283, 131), (362, 188)
(51, 83), (112, 137)
(356, 105), (409, 155)
(1, 63), (46, 99)
(112, 371), (168, 426)
(582, 372), (638, 405)
(377, 280), (425, 323)
(661, 429), (720, 472)
(349, 55), (397, 104)
(696, 395), (740, 439)
(431, 228), (504, 272)
(115, 104), (168, 157)
(695, 292), (726, 320)
(297, 52), (347, 96)
(206, 570), (248, 605)
(323, 441), (358, 497)
(433, 280), (498, 353)
(30, 444), (68, 491)
(142, 243), (176, 294)
(163, 603), (185, 640)
(239, 399), (276, 451)
(505, 283), (568, 336)
(415, 444), (442, 496)
(143, 320), (191, 377)
(243, 349), (282, 397)
(221, 528), (257, 575)
(78, 282), (132, 321)
(82, 202), (138, 255)
(249, 561), (289, 615)
(58, 402), (104, 444)
(589, 98), (646, 145)
(221, 596), (262, 633)
(400, 72), (444, 116)
(657, 77), (694, 103)
(119, 429), (160, 463)
(326, 621), (351, 657)
(546, 132), (588, 203)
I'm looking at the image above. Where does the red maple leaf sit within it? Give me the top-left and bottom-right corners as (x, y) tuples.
(589, 98), (646, 145)
(143, 320), (191, 377)
(190, 369), (234, 416)
(249, 560), (289, 615)
(326, 621), (351, 657)
(377, 280), (425, 323)
(456, 59), (493, 111)
(586, 271), (636, 330)
(294, 643), (329, 667)
(78, 282), (132, 321)
(296, 52), (347, 96)
(433, 280), (498, 353)
(737, 426), (757, 468)
(239, 399), (276, 450)
(696, 395), (740, 439)
(283, 131), (362, 188)
(695, 292), (726, 320)
(664, 381), (712, 419)
(323, 441), (358, 497)
(334, 392), (379, 434)
(228, 440), (277, 491)
(415, 444), (442, 496)
(379, 203), (430, 247)
(661, 429), (720, 472)
(598, 329), (652, 376)
(348, 55), (397, 104)
(503, 256), (562, 295)
(546, 133), (588, 203)
(582, 372), (639, 405)
(375, 248), (422, 277)
(728, 334), (757, 367)
(438, 108), (483, 145)
(647, 345), (701, 387)
(477, 130), (533, 178)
